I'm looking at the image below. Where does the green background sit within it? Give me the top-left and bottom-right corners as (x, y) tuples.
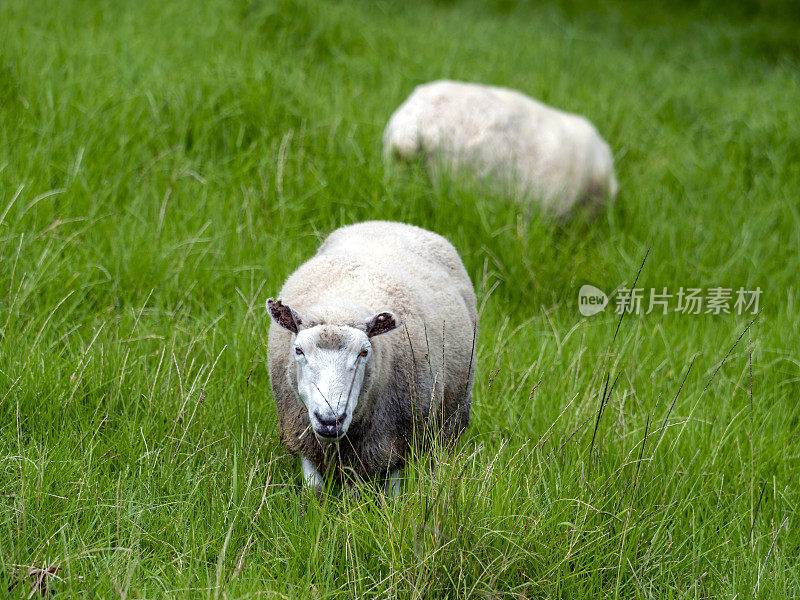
(0, 0), (798, 597)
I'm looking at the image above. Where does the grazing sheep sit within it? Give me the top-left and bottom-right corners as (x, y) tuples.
(267, 221), (478, 494)
(383, 80), (618, 217)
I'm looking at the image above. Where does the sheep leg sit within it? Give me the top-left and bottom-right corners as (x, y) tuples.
(384, 467), (403, 496)
(301, 456), (324, 492)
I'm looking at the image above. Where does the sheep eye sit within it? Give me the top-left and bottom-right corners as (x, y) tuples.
(359, 349), (368, 358)
(295, 347), (304, 356)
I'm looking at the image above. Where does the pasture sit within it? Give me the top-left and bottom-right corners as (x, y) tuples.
(0, 0), (798, 597)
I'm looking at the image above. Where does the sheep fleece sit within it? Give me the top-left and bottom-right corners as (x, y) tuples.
(267, 221), (478, 480)
(383, 79), (618, 216)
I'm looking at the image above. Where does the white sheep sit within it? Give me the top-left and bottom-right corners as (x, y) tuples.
(383, 80), (618, 217)
(267, 221), (478, 494)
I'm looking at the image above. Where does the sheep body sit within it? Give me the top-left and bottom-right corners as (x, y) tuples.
(383, 80), (618, 217)
(268, 221), (477, 485)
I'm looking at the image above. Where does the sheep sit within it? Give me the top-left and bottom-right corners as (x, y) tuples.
(383, 80), (618, 218)
(267, 221), (478, 495)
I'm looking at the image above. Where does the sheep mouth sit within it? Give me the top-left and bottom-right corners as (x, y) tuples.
(312, 420), (347, 442)
(313, 429), (345, 443)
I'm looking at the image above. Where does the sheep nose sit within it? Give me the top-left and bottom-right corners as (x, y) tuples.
(313, 412), (345, 440)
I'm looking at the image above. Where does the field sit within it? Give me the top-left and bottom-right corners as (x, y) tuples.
(1, 0), (799, 597)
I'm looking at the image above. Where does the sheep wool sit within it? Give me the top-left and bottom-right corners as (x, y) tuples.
(267, 221), (478, 491)
(383, 80), (618, 217)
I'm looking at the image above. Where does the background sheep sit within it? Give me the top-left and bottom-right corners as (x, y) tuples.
(267, 221), (478, 494)
(383, 79), (619, 218)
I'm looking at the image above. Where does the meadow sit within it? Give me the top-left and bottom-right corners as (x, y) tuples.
(1, 0), (799, 597)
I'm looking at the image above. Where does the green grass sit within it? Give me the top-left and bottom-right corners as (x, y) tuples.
(1, 0), (798, 597)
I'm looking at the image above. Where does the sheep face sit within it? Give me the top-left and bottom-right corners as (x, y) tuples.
(292, 325), (371, 442)
(267, 298), (400, 443)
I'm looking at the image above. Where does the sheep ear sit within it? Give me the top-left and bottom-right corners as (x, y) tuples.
(267, 298), (304, 334)
(365, 312), (400, 337)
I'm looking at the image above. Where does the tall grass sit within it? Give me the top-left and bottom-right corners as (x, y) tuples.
(0, 0), (798, 597)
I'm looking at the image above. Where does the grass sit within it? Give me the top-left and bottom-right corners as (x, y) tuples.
(0, 0), (798, 597)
